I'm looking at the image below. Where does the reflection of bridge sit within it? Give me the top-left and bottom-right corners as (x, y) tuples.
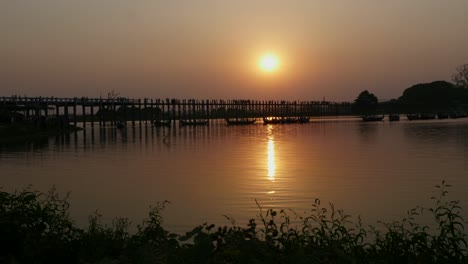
(0, 96), (352, 127)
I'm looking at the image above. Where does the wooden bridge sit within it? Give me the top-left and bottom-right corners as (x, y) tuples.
(0, 96), (352, 127)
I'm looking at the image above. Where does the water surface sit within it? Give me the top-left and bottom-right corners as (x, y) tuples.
(2, 118), (468, 232)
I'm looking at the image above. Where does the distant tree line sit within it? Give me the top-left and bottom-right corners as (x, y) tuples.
(353, 63), (468, 114)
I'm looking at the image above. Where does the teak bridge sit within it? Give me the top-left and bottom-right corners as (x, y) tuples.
(1, 96), (352, 127)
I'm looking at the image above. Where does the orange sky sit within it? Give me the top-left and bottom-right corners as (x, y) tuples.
(1, 1), (468, 101)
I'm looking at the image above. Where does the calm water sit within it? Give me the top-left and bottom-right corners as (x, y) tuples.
(2, 117), (468, 233)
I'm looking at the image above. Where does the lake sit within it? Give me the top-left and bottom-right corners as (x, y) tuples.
(1, 117), (468, 233)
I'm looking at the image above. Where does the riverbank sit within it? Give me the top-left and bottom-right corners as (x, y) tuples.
(0, 182), (466, 264)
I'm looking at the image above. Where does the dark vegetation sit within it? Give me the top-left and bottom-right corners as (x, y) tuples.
(352, 90), (379, 115)
(0, 103), (80, 143)
(392, 81), (468, 114)
(355, 81), (468, 115)
(354, 64), (468, 115)
(453, 64), (468, 89)
(1, 181), (467, 263)
(0, 116), (79, 144)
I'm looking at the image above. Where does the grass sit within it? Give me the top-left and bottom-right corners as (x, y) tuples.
(0, 181), (466, 263)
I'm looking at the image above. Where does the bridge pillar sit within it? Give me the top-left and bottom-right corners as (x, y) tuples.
(90, 102), (94, 128)
(81, 103), (86, 129)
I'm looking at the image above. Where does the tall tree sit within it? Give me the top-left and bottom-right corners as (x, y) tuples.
(453, 64), (468, 89)
(353, 90), (379, 114)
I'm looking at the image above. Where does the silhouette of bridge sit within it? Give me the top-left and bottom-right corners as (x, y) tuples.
(0, 96), (352, 127)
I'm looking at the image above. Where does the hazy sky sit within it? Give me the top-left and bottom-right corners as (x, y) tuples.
(1, 0), (468, 101)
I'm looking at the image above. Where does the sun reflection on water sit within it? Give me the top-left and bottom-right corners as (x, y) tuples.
(267, 127), (276, 181)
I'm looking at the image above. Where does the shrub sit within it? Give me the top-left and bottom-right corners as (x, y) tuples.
(0, 181), (467, 263)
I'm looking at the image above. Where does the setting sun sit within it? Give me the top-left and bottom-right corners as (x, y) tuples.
(259, 54), (280, 72)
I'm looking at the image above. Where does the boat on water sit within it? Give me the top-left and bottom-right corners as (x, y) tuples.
(361, 115), (385, 122)
(407, 113), (436, 121)
(437, 113), (449, 119)
(297, 116), (310, 123)
(420, 113), (436, 120)
(225, 118), (256, 125)
(407, 114), (421, 121)
(388, 114), (400, 122)
(179, 119), (209, 126)
(153, 119), (171, 127)
(280, 117), (300, 124)
(450, 112), (468, 119)
(263, 117), (282, 124)
(263, 116), (310, 124)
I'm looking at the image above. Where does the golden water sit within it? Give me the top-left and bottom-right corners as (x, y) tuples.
(2, 117), (468, 233)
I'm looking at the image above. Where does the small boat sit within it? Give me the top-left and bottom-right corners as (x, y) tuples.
(281, 117), (299, 124)
(153, 119), (171, 127)
(406, 113), (436, 120)
(450, 112), (467, 119)
(420, 113), (436, 120)
(361, 115), (384, 122)
(263, 117), (281, 124)
(388, 114), (400, 122)
(225, 118), (256, 125)
(179, 119), (209, 126)
(406, 114), (421, 121)
(297, 116), (310, 123)
(437, 113), (449, 119)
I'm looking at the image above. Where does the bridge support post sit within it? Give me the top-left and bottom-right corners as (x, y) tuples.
(81, 103), (86, 129)
(73, 99), (77, 128)
(90, 102), (94, 128)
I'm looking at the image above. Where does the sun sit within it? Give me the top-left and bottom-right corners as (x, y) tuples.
(259, 54), (280, 72)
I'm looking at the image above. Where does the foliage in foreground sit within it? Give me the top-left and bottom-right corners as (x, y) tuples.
(0, 181), (467, 264)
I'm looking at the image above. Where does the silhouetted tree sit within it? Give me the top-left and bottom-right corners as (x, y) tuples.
(398, 81), (467, 112)
(453, 64), (468, 89)
(107, 89), (120, 99)
(353, 90), (379, 114)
